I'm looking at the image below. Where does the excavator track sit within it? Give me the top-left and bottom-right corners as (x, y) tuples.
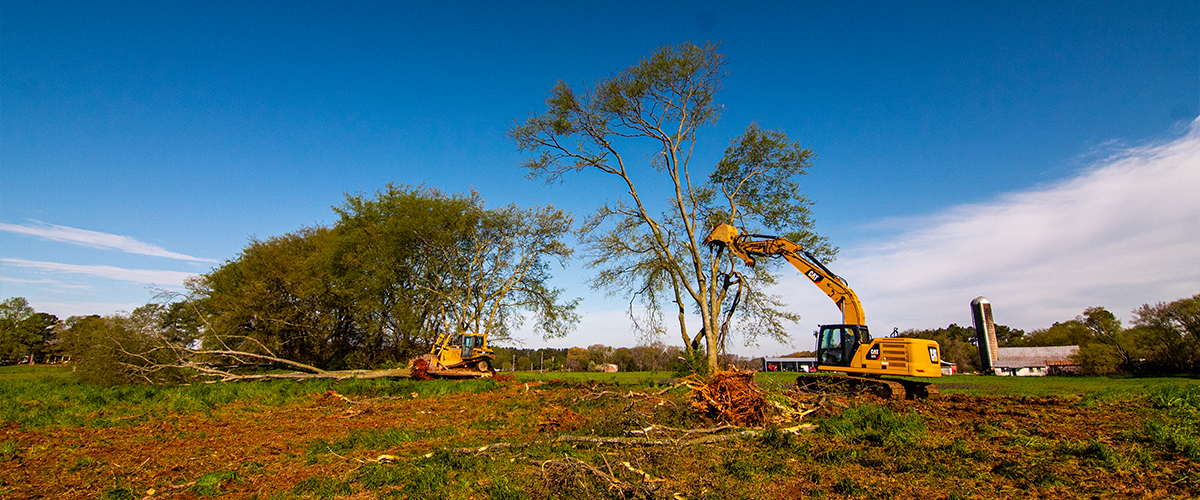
(796, 373), (938, 400)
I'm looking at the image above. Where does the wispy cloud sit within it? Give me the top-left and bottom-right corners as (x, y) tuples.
(0, 276), (91, 290)
(27, 300), (147, 319)
(0, 258), (198, 288)
(0, 221), (217, 262)
(811, 120), (1200, 331)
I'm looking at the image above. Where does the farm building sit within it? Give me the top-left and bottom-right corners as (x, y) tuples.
(761, 357), (818, 372)
(993, 346), (1079, 376)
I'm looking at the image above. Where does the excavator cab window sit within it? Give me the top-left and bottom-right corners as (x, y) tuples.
(818, 325), (864, 367)
(818, 326), (846, 366)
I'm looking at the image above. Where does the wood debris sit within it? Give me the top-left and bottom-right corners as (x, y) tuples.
(683, 370), (767, 427)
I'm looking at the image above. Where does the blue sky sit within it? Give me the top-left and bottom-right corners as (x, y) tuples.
(2, 1), (1198, 355)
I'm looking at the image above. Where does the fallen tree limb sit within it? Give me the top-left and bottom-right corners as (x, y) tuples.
(449, 423), (818, 454)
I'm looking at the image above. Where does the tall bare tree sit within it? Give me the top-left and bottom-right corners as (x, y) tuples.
(511, 42), (834, 372)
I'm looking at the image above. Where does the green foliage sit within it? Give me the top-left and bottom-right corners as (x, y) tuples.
(1073, 343), (1122, 375)
(1133, 294), (1200, 374)
(1022, 319), (1091, 347)
(191, 184), (578, 371)
(57, 311), (192, 386)
(511, 42), (832, 372)
(818, 404), (926, 447)
(758, 425), (799, 450)
(0, 297), (58, 362)
(1148, 384), (1200, 410)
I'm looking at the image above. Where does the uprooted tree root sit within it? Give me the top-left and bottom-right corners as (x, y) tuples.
(684, 370), (767, 427)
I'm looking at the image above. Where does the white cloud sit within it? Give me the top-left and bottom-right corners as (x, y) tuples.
(0, 221), (217, 262)
(0, 258), (198, 288)
(27, 300), (146, 319)
(0, 276), (91, 290)
(815, 121), (1200, 332)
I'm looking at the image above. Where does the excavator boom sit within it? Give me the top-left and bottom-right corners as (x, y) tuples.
(703, 224), (864, 325)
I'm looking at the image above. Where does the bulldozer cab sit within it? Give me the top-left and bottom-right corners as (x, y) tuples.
(458, 333), (484, 358)
(817, 324), (870, 367)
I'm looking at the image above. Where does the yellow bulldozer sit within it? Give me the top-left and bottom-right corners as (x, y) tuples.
(411, 331), (496, 379)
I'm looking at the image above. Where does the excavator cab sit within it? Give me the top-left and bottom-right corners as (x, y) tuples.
(816, 324), (870, 367)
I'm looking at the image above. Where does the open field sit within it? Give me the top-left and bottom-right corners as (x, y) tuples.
(3, 365), (1199, 499)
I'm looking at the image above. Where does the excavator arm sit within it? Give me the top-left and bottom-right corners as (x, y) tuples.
(704, 223), (943, 393)
(703, 224), (865, 325)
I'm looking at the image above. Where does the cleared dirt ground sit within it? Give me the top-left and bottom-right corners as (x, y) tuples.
(2, 376), (1198, 499)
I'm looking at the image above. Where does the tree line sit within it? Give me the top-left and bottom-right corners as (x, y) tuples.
(898, 294), (1200, 375)
(5, 293), (1196, 380)
(1, 185), (580, 383)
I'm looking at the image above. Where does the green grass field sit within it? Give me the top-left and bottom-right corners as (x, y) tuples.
(3, 364), (1199, 498)
(511, 367), (1200, 401)
(3, 364), (1198, 431)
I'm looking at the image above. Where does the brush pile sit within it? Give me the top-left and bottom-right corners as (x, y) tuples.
(684, 370), (767, 426)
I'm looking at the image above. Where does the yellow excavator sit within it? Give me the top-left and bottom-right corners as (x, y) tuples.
(412, 331), (496, 378)
(703, 224), (941, 399)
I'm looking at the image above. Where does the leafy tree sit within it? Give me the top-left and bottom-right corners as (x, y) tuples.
(1078, 306), (1141, 367)
(0, 297), (58, 363)
(332, 184), (578, 357)
(1022, 320), (1092, 347)
(511, 42), (832, 372)
(565, 346), (590, 371)
(58, 310), (192, 385)
(1132, 294), (1200, 374)
(192, 227), (352, 367)
(610, 347), (636, 372)
(587, 344), (613, 366)
(191, 185), (578, 369)
(1072, 343), (1122, 375)
(993, 324), (1026, 346)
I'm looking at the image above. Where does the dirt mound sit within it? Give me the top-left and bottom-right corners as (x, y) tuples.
(410, 357), (433, 381)
(685, 370), (766, 426)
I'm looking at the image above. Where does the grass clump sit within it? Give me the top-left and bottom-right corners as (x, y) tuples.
(355, 450), (486, 497)
(818, 404), (926, 446)
(98, 488), (138, 500)
(307, 426), (454, 458)
(192, 470), (241, 497)
(1141, 385), (1200, 459)
(291, 476), (352, 499)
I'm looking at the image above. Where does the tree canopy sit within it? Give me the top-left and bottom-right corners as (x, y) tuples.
(189, 184), (578, 370)
(0, 297), (58, 363)
(511, 42), (833, 372)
